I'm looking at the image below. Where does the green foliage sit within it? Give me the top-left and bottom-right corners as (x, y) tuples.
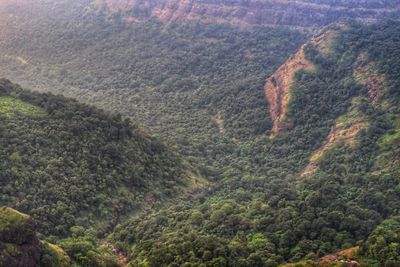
(59, 227), (119, 267)
(0, 206), (35, 245)
(0, 96), (46, 118)
(0, 1), (399, 265)
(110, 21), (400, 266)
(0, 1), (307, 169)
(0, 207), (29, 232)
(0, 79), (192, 236)
(362, 217), (400, 266)
(4, 243), (19, 257)
(40, 241), (71, 267)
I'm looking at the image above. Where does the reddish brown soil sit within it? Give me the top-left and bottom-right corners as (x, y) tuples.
(320, 247), (360, 266)
(301, 121), (365, 176)
(264, 45), (314, 135)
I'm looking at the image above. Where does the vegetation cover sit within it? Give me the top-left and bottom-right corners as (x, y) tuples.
(0, 79), (195, 238)
(109, 21), (400, 266)
(0, 1), (399, 266)
(0, 0), (308, 168)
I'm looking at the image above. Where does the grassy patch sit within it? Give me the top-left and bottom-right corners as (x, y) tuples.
(380, 127), (400, 147)
(41, 241), (71, 267)
(0, 207), (29, 232)
(4, 243), (20, 257)
(0, 96), (46, 118)
(336, 97), (364, 127)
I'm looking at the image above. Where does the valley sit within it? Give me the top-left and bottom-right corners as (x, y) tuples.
(0, 0), (399, 266)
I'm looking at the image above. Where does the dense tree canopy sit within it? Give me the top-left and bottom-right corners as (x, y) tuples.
(110, 21), (400, 266)
(0, 1), (399, 265)
(0, 79), (194, 237)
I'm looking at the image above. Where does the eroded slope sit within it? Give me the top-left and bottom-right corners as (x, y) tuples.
(264, 27), (341, 135)
(301, 98), (368, 176)
(95, 0), (400, 28)
(264, 45), (315, 134)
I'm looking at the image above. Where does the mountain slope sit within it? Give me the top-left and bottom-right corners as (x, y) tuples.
(0, 1), (399, 266)
(95, 0), (400, 28)
(109, 21), (400, 266)
(0, 79), (198, 237)
(0, 0), (308, 169)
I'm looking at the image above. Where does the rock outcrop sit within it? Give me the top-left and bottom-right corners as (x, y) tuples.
(264, 27), (342, 136)
(301, 98), (367, 176)
(282, 247), (360, 267)
(264, 45), (315, 135)
(94, 0), (400, 28)
(0, 207), (42, 267)
(0, 207), (70, 267)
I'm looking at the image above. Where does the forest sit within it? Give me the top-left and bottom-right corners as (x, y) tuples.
(108, 21), (400, 266)
(0, 0), (399, 266)
(0, 79), (196, 239)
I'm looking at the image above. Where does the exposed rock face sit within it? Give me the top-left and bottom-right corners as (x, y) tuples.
(214, 111), (225, 134)
(0, 207), (41, 267)
(0, 207), (70, 267)
(301, 121), (365, 176)
(301, 98), (367, 176)
(264, 45), (314, 135)
(95, 0), (400, 28)
(320, 247), (360, 267)
(264, 27), (341, 136)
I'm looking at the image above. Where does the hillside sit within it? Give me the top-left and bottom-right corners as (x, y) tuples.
(0, 79), (197, 237)
(0, 2), (399, 162)
(96, 0), (400, 29)
(0, 1), (399, 267)
(0, 0), (308, 170)
(109, 21), (400, 266)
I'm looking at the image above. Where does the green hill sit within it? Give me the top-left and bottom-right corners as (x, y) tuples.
(0, 79), (197, 237)
(0, 1), (399, 267)
(0, 0), (308, 166)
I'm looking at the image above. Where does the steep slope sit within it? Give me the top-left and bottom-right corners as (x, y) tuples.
(109, 21), (400, 266)
(264, 25), (344, 135)
(354, 52), (386, 104)
(0, 207), (70, 267)
(0, 79), (197, 237)
(0, 2), (398, 178)
(0, 1), (399, 266)
(264, 43), (315, 135)
(95, 0), (400, 28)
(301, 97), (368, 176)
(0, 0), (308, 170)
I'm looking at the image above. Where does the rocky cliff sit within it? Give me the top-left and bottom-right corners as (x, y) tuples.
(0, 207), (70, 267)
(263, 26), (342, 135)
(264, 44), (315, 135)
(95, 0), (400, 28)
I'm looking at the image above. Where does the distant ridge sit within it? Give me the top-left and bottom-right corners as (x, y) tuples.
(95, 0), (400, 28)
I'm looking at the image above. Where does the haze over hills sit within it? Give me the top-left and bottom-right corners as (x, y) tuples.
(0, 0), (399, 266)
(0, 0), (308, 168)
(96, 0), (400, 28)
